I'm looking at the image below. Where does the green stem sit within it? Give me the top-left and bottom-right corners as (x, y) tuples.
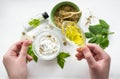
(108, 32), (114, 35)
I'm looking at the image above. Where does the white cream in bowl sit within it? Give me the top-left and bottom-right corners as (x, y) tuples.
(32, 32), (60, 60)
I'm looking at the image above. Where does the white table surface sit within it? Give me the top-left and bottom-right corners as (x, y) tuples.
(0, 0), (120, 79)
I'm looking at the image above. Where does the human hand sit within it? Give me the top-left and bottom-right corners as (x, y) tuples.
(76, 44), (111, 79)
(3, 40), (32, 79)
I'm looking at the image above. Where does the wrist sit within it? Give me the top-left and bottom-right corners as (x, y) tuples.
(9, 73), (27, 79)
(91, 76), (109, 79)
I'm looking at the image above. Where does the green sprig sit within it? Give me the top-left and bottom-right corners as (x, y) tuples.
(85, 19), (114, 49)
(27, 44), (38, 62)
(57, 52), (70, 69)
(28, 19), (40, 28)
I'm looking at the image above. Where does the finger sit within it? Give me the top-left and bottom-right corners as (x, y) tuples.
(75, 53), (84, 60)
(27, 55), (33, 61)
(19, 40), (32, 59)
(82, 46), (96, 66)
(76, 47), (85, 60)
(8, 41), (23, 53)
(26, 55), (33, 63)
(6, 41), (23, 56)
(87, 43), (106, 57)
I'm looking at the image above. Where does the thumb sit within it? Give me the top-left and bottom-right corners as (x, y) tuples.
(19, 40), (31, 60)
(82, 46), (96, 66)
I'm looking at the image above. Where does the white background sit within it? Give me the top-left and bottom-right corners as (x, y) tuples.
(0, 0), (120, 79)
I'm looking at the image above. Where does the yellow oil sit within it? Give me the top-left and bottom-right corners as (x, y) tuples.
(62, 21), (85, 46)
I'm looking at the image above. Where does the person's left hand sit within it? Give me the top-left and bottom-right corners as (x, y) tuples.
(3, 40), (32, 79)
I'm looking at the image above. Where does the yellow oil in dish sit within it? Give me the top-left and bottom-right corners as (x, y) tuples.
(62, 21), (85, 46)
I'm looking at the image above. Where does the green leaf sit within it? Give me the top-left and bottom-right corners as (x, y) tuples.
(57, 52), (70, 59)
(85, 19), (113, 49)
(28, 19), (40, 28)
(95, 35), (103, 44)
(89, 24), (103, 35)
(27, 44), (38, 62)
(100, 37), (109, 49)
(101, 28), (109, 35)
(57, 58), (65, 69)
(99, 19), (109, 29)
(88, 37), (97, 43)
(57, 52), (70, 69)
(33, 54), (38, 62)
(85, 32), (93, 38)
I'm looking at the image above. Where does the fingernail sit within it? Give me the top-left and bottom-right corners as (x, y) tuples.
(29, 56), (33, 59)
(76, 47), (82, 52)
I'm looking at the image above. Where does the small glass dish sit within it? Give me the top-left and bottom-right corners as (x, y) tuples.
(32, 31), (60, 60)
(61, 21), (86, 47)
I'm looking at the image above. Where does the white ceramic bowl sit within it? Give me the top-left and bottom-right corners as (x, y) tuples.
(32, 31), (60, 60)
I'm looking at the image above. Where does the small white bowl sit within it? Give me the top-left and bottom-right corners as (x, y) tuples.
(32, 31), (60, 60)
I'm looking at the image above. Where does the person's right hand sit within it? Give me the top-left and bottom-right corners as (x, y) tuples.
(76, 44), (111, 79)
